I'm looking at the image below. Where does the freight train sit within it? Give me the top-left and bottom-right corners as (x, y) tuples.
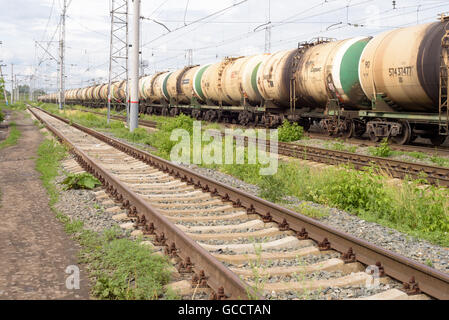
(39, 19), (449, 146)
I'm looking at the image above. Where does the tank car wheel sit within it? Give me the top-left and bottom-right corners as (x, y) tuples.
(192, 109), (202, 120)
(298, 119), (311, 132)
(170, 107), (180, 117)
(391, 120), (411, 145)
(205, 110), (217, 122)
(238, 111), (252, 126)
(353, 120), (366, 138)
(368, 130), (380, 142)
(261, 114), (268, 127)
(341, 119), (354, 139)
(216, 111), (223, 123)
(430, 135), (447, 146)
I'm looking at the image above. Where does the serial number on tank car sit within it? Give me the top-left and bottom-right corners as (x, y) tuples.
(388, 66), (413, 77)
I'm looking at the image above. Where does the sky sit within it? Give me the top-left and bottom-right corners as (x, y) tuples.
(0, 0), (448, 94)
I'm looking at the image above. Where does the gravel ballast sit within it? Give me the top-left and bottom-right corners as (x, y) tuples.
(180, 164), (449, 274)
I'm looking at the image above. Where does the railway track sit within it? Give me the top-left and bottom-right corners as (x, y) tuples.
(76, 108), (449, 155)
(68, 108), (449, 187)
(29, 105), (449, 300)
(305, 132), (449, 158)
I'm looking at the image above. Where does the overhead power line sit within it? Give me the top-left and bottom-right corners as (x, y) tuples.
(141, 0), (249, 48)
(177, 0), (374, 53)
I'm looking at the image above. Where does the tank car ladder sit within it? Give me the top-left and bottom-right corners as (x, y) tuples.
(439, 14), (449, 136)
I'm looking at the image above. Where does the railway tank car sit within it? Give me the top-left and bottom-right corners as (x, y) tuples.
(180, 65), (202, 103)
(295, 36), (371, 108)
(257, 49), (297, 108)
(358, 21), (447, 145)
(201, 57), (242, 106)
(166, 66), (197, 106)
(289, 36), (372, 134)
(39, 17), (449, 146)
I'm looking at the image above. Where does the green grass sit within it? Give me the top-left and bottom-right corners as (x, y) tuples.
(78, 227), (174, 300)
(430, 155), (449, 167)
(324, 139), (358, 153)
(386, 149), (449, 168)
(0, 122), (22, 149)
(1, 101), (27, 111)
(289, 203), (330, 219)
(276, 163), (449, 245)
(367, 140), (449, 168)
(35, 139), (67, 206)
(258, 174), (287, 202)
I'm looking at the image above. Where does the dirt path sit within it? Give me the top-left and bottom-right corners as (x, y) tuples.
(0, 110), (90, 299)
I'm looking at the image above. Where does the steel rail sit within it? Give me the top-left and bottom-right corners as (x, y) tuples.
(32, 106), (449, 300)
(75, 107), (449, 155)
(29, 106), (252, 300)
(70, 108), (449, 187)
(275, 142), (449, 186)
(305, 132), (449, 157)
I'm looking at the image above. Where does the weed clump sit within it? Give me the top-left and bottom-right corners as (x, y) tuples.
(278, 120), (303, 142)
(369, 138), (392, 157)
(62, 172), (101, 190)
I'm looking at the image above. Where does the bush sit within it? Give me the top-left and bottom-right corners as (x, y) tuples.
(0, 110), (4, 122)
(278, 120), (303, 142)
(369, 138), (392, 157)
(388, 179), (449, 234)
(272, 161), (449, 245)
(292, 165), (392, 214)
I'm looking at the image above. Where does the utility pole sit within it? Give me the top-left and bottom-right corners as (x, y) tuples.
(264, 0), (271, 53)
(59, 0), (67, 110)
(107, 0), (129, 125)
(29, 75), (33, 101)
(186, 49), (193, 66)
(0, 63), (8, 105)
(11, 63), (14, 104)
(14, 75), (17, 102)
(129, 0), (140, 132)
(0, 40), (6, 105)
(264, 25), (271, 53)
